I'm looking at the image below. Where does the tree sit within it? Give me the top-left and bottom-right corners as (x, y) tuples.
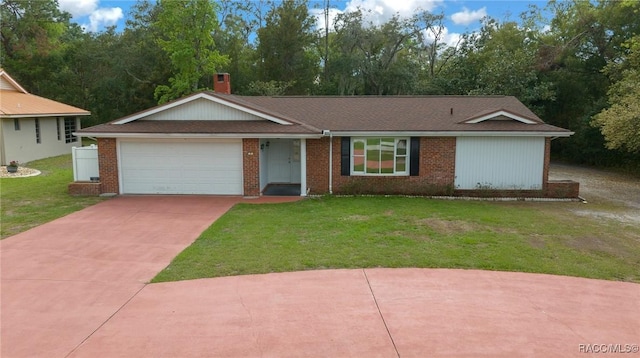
(213, 0), (259, 94)
(440, 18), (554, 112)
(0, 0), (72, 63)
(153, 0), (228, 103)
(256, 0), (318, 94)
(592, 35), (640, 153)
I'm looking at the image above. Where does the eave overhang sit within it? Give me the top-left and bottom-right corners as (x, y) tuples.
(112, 92), (294, 126)
(73, 132), (324, 139)
(2, 112), (91, 118)
(326, 131), (574, 137)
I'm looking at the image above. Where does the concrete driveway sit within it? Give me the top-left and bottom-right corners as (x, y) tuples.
(2, 196), (639, 357)
(0, 195), (297, 357)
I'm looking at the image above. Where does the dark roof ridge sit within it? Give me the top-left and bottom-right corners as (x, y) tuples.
(236, 95), (513, 99)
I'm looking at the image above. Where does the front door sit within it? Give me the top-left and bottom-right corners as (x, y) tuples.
(267, 139), (301, 183)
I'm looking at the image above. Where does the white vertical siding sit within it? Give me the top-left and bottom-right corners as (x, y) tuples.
(455, 137), (545, 190)
(72, 145), (99, 181)
(0, 77), (17, 90)
(147, 98), (263, 121)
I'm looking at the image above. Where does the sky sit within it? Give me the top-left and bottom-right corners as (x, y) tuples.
(58, 0), (549, 43)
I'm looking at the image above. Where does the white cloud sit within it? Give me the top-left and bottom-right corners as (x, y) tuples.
(312, 0), (444, 31)
(309, 7), (344, 33)
(451, 7), (487, 26)
(58, 0), (99, 17)
(84, 7), (123, 32)
(345, 0), (443, 26)
(58, 0), (123, 32)
(423, 26), (462, 48)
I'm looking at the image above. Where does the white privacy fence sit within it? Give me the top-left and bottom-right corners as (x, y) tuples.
(72, 145), (99, 181)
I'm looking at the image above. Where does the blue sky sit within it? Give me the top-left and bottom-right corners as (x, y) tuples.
(59, 0), (550, 43)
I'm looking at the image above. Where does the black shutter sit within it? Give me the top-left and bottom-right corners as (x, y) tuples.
(410, 137), (420, 176)
(341, 137), (350, 176)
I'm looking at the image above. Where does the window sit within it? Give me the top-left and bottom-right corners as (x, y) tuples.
(14, 119), (20, 130)
(64, 118), (78, 143)
(352, 137), (409, 175)
(35, 118), (41, 144)
(56, 117), (61, 140)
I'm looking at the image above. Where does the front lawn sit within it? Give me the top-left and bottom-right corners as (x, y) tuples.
(0, 154), (105, 239)
(153, 196), (640, 283)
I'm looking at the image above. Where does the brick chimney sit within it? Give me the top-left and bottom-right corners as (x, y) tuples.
(214, 73), (231, 94)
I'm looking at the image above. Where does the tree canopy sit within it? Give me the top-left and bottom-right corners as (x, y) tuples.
(0, 0), (638, 171)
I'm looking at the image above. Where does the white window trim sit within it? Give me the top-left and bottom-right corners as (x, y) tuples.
(351, 137), (410, 176)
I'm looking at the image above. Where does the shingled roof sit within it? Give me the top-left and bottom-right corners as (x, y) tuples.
(78, 91), (571, 136)
(0, 69), (90, 118)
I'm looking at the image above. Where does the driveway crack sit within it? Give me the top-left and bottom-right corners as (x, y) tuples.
(64, 283), (148, 358)
(363, 269), (400, 358)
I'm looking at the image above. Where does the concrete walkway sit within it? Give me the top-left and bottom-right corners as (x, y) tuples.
(2, 196), (639, 357)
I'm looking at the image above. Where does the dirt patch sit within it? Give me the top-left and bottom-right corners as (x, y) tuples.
(341, 215), (370, 221)
(417, 218), (484, 235)
(528, 235), (546, 249)
(549, 163), (640, 224)
(550, 163), (640, 208)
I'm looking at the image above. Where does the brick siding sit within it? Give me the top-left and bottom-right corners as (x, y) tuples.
(306, 137), (456, 195)
(305, 136), (575, 198)
(243, 138), (260, 196)
(97, 138), (119, 194)
(306, 137), (330, 195)
(68, 182), (101, 196)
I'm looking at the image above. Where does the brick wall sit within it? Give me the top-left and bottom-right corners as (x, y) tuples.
(306, 137), (330, 195)
(243, 138), (260, 196)
(68, 182), (101, 196)
(306, 136), (457, 195)
(545, 180), (580, 198)
(97, 138), (119, 194)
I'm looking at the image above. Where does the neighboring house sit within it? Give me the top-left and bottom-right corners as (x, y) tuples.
(0, 69), (90, 165)
(76, 74), (578, 198)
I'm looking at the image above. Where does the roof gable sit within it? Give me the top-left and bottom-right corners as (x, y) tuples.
(113, 92), (294, 125)
(0, 69), (28, 93)
(461, 109), (539, 124)
(0, 69), (90, 118)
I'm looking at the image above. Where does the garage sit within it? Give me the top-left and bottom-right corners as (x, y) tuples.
(455, 137), (544, 190)
(119, 139), (243, 195)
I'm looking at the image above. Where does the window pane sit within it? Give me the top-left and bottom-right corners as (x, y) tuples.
(366, 138), (380, 173)
(380, 138), (394, 173)
(353, 139), (366, 172)
(353, 139), (365, 155)
(35, 118), (41, 144)
(353, 156), (365, 172)
(65, 118), (77, 143)
(396, 157), (406, 172)
(396, 139), (407, 155)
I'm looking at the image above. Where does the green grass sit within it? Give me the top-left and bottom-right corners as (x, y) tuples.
(153, 196), (640, 283)
(1, 154), (106, 238)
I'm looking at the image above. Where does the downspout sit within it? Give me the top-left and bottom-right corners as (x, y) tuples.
(323, 130), (333, 194)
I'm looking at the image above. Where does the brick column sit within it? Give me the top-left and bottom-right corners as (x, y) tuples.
(242, 138), (260, 196)
(97, 138), (119, 194)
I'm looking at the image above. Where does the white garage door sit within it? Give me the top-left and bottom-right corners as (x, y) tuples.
(455, 137), (544, 190)
(119, 139), (243, 195)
